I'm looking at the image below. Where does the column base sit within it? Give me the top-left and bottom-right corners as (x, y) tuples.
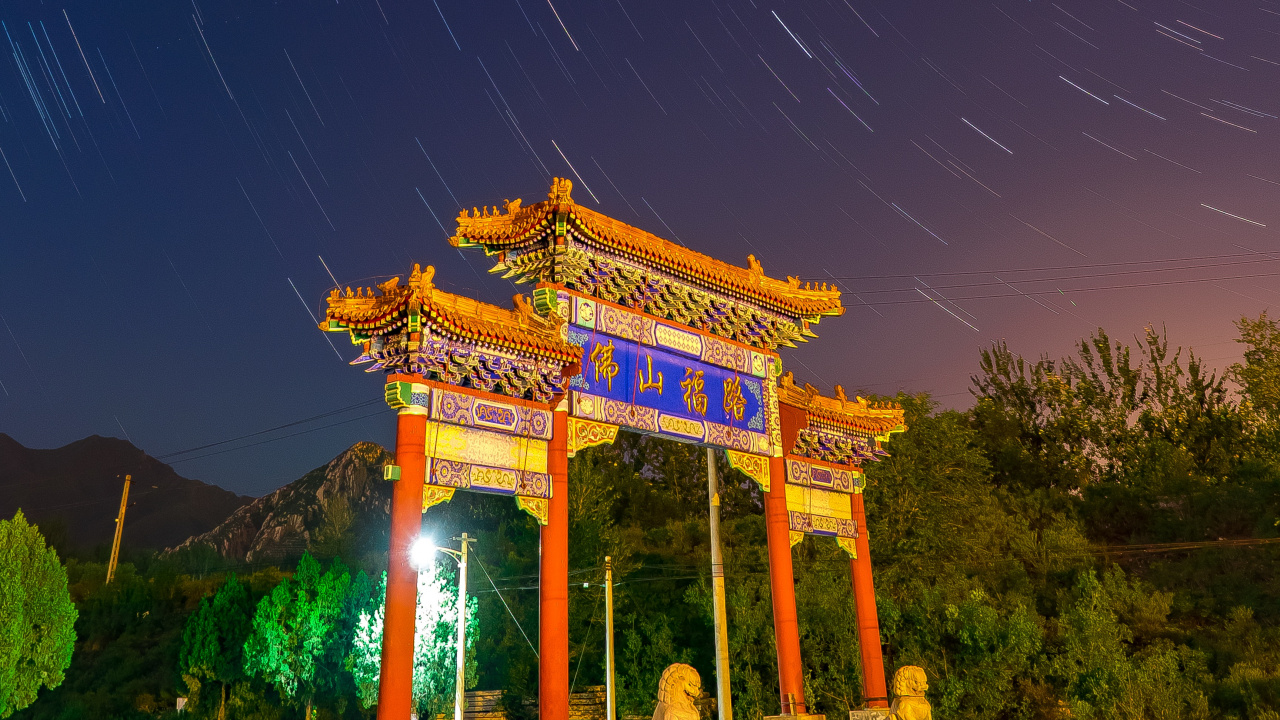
(849, 710), (891, 720)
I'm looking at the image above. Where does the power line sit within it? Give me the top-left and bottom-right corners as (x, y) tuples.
(817, 250), (1272, 281)
(474, 555), (538, 657)
(850, 267), (1280, 306)
(849, 254), (1280, 294)
(157, 398), (381, 460)
(0, 401), (389, 496)
(165, 409), (386, 466)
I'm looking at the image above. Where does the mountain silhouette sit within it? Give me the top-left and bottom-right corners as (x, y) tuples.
(0, 433), (251, 551)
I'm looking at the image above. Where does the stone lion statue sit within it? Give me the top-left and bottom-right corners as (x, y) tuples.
(653, 663), (703, 720)
(888, 665), (931, 720)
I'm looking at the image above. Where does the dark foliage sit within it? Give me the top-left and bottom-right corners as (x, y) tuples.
(16, 318), (1280, 720)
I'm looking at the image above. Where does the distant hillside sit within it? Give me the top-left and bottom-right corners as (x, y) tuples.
(0, 433), (251, 551)
(168, 441), (394, 563)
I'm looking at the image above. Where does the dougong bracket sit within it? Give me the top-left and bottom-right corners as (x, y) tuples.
(422, 485), (456, 512)
(567, 418), (619, 457)
(517, 496), (550, 525)
(837, 536), (857, 559)
(725, 449), (770, 492)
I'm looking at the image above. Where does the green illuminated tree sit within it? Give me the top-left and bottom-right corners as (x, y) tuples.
(243, 553), (351, 720)
(348, 563), (478, 718)
(179, 574), (253, 720)
(0, 510), (77, 719)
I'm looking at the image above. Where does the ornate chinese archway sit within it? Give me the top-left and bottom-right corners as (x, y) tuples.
(449, 178), (905, 717)
(323, 178), (907, 720)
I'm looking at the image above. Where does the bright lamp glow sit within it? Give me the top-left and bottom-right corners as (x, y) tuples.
(409, 536), (436, 570)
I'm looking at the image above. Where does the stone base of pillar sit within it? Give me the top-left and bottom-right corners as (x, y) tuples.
(765, 713), (826, 720)
(848, 709), (891, 720)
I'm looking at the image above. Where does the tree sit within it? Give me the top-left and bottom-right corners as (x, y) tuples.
(243, 553), (351, 720)
(0, 510), (77, 719)
(972, 326), (1247, 510)
(179, 574), (254, 720)
(616, 612), (691, 718)
(1051, 569), (1210, 720)
(1230, 311), (1280, 422)
(348, 562), (478, 718)
(311, 495), (356, 561)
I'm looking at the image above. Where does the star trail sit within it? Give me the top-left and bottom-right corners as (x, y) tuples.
(1, 0), (1278, 494)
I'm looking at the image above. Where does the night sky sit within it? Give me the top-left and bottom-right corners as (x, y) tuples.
(2, 0), (1278, 497)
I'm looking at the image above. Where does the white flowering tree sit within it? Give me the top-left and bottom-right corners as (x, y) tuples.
(349, 561), (478, 718)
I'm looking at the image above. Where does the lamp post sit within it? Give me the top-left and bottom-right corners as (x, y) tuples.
(410, 533), (475, 720)
(706, 449), (732, 720)
(604, 556), (616, 720)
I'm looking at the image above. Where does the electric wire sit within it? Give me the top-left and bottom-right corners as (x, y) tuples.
(474, 537), (1280, 590)
(819, 250), (1274, 281)
(852, 267), (1280, 306)
(157, 398), (381, 460)
(474, 555), (539, 657)
(849, 254), (1280, 294)
(570, 589), (604, 693)
(165, 410), (386, 464)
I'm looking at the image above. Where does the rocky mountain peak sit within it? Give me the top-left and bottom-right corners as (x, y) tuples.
(169, 441), (394, 563)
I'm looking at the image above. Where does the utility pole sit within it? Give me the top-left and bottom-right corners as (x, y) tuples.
(707, 449), (733, 720)
(455, 533), (474, 720)
(605, 556), (616, 720)
(106, 474), (131, 584)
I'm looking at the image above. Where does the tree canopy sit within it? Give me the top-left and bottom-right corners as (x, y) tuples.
(11, 316), (1280, 720)
(0, 511), (77, 719)
(348, 562), (478, 717)
(242, 554), (352, 720)
(179, 574), (253, 720)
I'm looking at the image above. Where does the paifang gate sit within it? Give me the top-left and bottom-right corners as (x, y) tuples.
(322, 178), (906, 720)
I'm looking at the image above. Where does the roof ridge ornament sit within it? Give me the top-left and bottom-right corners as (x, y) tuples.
(548, 176), (574, 204)
(513, 293), (538, 324)
(747, 254), (767, 287)
(409, 263), (436, 295)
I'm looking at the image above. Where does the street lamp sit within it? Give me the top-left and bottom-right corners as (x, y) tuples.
(409, 533), (475, 720)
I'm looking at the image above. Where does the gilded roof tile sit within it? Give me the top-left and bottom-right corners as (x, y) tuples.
(450, 178), (844, 321)
(322, 264), (582, 364)
(778, 372), (906, 436)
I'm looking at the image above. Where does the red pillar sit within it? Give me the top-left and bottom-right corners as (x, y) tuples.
(765, 454), (807, 715)
(540, 407), (570, 720)
(850, 492), (888, 708)
(377, 407), (427, 720)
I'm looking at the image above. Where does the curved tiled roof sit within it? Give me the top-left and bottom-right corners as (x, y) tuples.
(322, 264), (582, 365)
(778, 373), (906, 437)
(451, 178), (844, 322)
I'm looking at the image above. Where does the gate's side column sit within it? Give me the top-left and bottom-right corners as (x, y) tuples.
(378, 377), (428, 720)
(764, 455), (807, 715)
(540, 404), (571, 720)
(763, 401), (810, 715)
(850, 492), (888, 708)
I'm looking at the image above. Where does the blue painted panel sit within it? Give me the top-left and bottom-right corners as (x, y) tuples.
(566, 325), (766, 432)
